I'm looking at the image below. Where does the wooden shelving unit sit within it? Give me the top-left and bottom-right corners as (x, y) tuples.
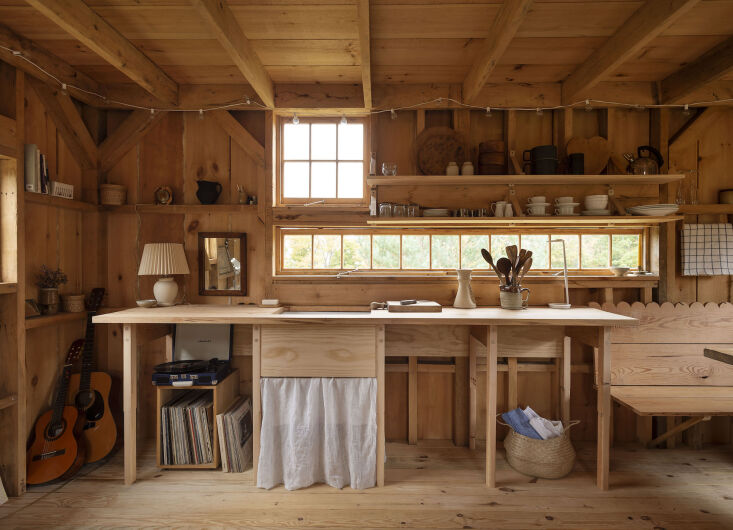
(25, 191), (97, 212)
(25, 311), (87, 330)
(368, 215), (683, 227)
(367, 174), (685, 187)
(0, 282), (17, 295)
(104, 203), (259, 214)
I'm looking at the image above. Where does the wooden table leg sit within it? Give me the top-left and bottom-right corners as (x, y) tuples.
(486, 325), (498, 487)
(597, 327), (611, 491)
(562, 336), (571, 426)
(122, 324), (138, 486)
(252, 325), (261, 486)
(376, 325), (385, 487)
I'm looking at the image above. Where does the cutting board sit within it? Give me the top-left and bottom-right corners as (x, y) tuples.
(566, 136), (610, 174)
(387, 301), (442, 313)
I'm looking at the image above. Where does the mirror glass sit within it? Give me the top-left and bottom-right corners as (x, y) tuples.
(198, 233), (246, 296)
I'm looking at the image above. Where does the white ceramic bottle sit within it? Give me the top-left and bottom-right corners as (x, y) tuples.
(461, 161), (474, 175)
(454, 269), (477, 309)
(446, 162), (459, 176)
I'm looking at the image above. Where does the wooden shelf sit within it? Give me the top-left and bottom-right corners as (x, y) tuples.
(25, 191), (98, 212)
(367, 174), (685, 187)
(367, 215), (682, 227)
(0, 394), (17, 410)
(25, 311), (87, 329)
(105, 204), (258, 214)
(678, 204), (733, 215)
(0, 282), (17, 295)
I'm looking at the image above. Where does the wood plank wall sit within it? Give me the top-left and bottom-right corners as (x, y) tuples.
(4, 61), (733, 453)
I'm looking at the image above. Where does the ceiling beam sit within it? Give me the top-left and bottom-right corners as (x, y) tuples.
(357, 0), (372, 109)
(463, 0), (533, 104)
(99, 110), (165, 173)
(0, 23), (102, 106)
(561, 0), (700, 104)
(26, 0), (178, 106)
(660, 36), (733, 104)
(30, 78), (97, 170)
(210, 110), (264, 166)
(190, 0), (275, 108)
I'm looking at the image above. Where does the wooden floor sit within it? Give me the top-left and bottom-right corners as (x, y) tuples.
(2, 441), (733, 529)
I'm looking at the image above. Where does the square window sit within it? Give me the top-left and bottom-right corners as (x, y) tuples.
(311, 124), (336, 160)
(313, 235), (341, 269)
(283, 234), (312, 268)
(612, 234), (640, 268)
(343, 235), (371, 269)
(373, 235), (400, 269)
(283, 123), (309, 160)
(402, 235), (430, 269)
(431, 235), (459, 269)
(311, 162), (336, 198)
(581, 234), (610, 269)
(520, 234), (549, 269)
(338, 123), (363, 160)
(283, 162), (309, 198)
(551, 235), (580, 269)
(461, 235), (489, 269)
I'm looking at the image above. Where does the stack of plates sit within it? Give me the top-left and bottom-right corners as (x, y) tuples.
(626, 204), (679, 216)
(423, 208), (452, 217)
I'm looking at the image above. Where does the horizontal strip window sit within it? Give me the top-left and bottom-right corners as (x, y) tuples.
(277, 227), (644, 274)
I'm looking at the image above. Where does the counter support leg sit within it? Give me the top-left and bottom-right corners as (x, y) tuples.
(376, 325), (385, 487)
(486, 325), (498, 487)
(253, 325), (261, 486)
(122, 324), (138, 485)
(597, 327), (611, 490)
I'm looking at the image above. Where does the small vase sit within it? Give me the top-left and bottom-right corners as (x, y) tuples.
(446, 162), (459, 176)
(39, 287), (59, 306)
(454, 269), (476, 309)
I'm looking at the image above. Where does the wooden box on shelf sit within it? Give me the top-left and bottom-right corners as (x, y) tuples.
(155, 369), (240, 469)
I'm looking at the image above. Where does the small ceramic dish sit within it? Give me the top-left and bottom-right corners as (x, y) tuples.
(609, 267), (630, 277)
(136, 299), (157, 308)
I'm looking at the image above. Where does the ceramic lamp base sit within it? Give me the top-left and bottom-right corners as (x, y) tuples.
(153, 276), (178, 306)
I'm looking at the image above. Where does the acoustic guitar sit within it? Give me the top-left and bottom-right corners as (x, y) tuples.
(27, 340), (86, 485)
(67, 288), (117, 463)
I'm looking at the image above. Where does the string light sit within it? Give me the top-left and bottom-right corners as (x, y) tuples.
(60, 83), (68, 96)
(292, 113), (299, 125)
(198, 109), (204, 120)
(340, 114), (347, 125)
(1, 43), (731, 117)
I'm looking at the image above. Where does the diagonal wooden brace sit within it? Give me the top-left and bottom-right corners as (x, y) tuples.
(646, 415), (711, 448)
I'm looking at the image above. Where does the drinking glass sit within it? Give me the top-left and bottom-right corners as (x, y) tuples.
(381, 163), (397, 176)
(379, 202), (393, 217)
(392, 204), (407, 217)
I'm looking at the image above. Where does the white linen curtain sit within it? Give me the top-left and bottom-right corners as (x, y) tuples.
(257, 377), (377, 490)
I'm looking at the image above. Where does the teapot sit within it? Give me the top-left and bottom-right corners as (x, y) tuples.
(624, 146), (664, 175)
(196, 180), (222, 204)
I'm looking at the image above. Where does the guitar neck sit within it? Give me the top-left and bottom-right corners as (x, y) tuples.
(50, 364), (73, 426)
(79, 311), (96, 391)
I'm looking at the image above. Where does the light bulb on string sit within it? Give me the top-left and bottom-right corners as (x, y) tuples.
(340, 114), (347, 125)
(292, 113), (299, 125)
(683, 104), (691, 116)
(390, 109), (397, 120)
(485, 106), (492, 118)
(245, 97), (251, 105)
(60, 83), (68, 96)
(198, 109), (204, 120)
(585, 99), (592, 112)
(536, 107), (543, 116)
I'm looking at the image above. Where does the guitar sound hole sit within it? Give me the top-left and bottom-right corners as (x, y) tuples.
(44, 419), (67, 441)
(75, 390), (95, 410)
(78, 390), (105, 422)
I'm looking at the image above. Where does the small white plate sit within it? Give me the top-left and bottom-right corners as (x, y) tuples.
(136, 299), (157, 308)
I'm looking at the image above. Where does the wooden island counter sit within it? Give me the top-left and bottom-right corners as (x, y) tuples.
(94, 305), (636, 491)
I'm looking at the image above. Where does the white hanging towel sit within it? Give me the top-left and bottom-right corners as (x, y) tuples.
(681, 223), (733, 276)
(257, 377), (377, 491)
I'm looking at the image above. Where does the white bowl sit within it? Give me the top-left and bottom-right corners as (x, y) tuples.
(610, 267), (630, 277)
(585, 198), (609, 209)
(136, 299), (157, 308)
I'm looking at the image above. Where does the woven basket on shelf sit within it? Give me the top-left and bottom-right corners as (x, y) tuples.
(100, 184), (127, 205)
(499, 416), (579, 479)
(61, 294), (86, 313)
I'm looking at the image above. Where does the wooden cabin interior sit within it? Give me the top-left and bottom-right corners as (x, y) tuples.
(1, 0), (733, 528)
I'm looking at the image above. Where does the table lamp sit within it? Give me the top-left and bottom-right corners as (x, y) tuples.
(138, 243), (190, 306)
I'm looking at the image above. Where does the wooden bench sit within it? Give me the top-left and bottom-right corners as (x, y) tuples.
(573, 302), (733, 448)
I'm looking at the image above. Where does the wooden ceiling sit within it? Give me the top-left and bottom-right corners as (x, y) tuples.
(0, 0), (732, 110)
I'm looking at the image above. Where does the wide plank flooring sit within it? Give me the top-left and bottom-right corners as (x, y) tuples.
(2, 441), (733, 529)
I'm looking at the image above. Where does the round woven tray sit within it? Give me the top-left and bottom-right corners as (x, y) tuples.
(500, 417), (579, 479)
(415, 127), (467, 175)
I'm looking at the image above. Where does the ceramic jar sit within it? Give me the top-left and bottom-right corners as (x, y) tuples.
(454, 269), (476, 309)
(446, 162), (459, 176)
(461, 161), (474, 175)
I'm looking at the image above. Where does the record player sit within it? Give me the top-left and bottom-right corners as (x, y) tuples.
(152, 324), (233, 386)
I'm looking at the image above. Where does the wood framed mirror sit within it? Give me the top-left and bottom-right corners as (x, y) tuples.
(198, 232), (247, 296)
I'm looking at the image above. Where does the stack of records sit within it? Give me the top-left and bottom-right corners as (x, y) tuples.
(216, 397), (253, 473)
(160, 390), (214, 465)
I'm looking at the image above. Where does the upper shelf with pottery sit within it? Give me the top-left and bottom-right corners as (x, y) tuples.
(367, 174), (685, 187)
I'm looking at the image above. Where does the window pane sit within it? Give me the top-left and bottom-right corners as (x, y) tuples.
(373, 235), (400, 268)
(461, 235), (489, 269)
(432, 235), (459, 269)
(551, 235), (580, 269)
(581, 234), (610, 268)
(311, 162), (336, 198)
(313, 235), (341, 269)
(612, 234), (640, 268)
(343, 235), (371, 269)
(338, 123), (363, 160)
(337, 162), (363, 198)
(283, 123), (309, 160)
(283, 235), (311, 268)
(402, 235), (429, 269)
(520, 234), (549, 269)
(311, 123), (336, 160)
(490, 234), (519, 261)
(283, 161), (309, 198)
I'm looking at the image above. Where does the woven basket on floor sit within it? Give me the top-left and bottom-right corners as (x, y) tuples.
(500, 417), (579, 479)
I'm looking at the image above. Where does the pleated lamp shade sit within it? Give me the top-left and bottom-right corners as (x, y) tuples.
(138, 243), (190, 276)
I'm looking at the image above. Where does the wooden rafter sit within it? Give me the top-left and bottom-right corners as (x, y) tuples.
(210, 110), (264, 166)
(462, 0), (533, 104)
(99, 110), (165, 173)
(0, 24), (102, 107)
(561, 0), (700, 104)
(660, 36), (733, 104)
(190, 0), (275, 108)
(357, 0), (372, 109)
(26, 0), (179, 106)
(30, 78), (97, 170)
